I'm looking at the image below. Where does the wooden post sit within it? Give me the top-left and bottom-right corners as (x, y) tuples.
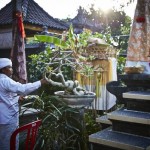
(10, 0), (27, 83)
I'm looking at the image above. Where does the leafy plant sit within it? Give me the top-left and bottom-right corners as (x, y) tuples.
(117, 56), (126, 75)
(26, 25), (120, 150)
(27, 51), (51, 82)
(22, 94), (99, 150)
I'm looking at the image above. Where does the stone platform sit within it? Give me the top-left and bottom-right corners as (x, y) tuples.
(89, 127), (150, 150)
(89, 74), (150, 150)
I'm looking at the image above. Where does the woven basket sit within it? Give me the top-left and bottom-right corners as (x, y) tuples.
(124, 66), (144, 74)
(85, 45), (116, 59)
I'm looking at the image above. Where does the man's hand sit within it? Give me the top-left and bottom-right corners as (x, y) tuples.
(18, 96), (25, 102)
(40, 78), (49, 85)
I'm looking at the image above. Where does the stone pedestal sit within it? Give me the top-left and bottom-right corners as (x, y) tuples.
(89, 74), (150, 150)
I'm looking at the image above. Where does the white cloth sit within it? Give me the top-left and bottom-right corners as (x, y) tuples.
(84, 58), (117, 110)
(0, 58), (12, 69)
(0, 122), (19, 150)
(94, 58), (117, 110)
(0, 74), (41, 124)
(0, 73), (41, 150)
(126, 60), (150, 74)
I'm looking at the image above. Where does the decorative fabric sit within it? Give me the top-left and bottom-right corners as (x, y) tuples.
(76, 58), (117, 110)
(11, 11), (27, 83)
(16, 11), (26, 38)
(0, 58), (12, 69)
(127, 0), (150, 62)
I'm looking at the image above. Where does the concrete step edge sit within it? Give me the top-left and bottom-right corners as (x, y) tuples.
(89, 128), (150, 150)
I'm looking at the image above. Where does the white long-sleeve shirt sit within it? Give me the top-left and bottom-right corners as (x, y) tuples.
(0, 74), (41, 124)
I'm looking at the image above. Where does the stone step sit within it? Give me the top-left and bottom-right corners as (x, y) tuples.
(123, 91), (150, 100)
(107, 109), (150, 137)
(96, 115), (112, 129)
(107, 108), (150, 125)
(89, 127), (150, 150)
(96, 115), (112, 125)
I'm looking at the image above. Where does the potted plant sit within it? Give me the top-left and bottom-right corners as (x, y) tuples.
(26, 25), (116, 149)
(34, 25), (97, 107)
(26, 35), (97, 150)
(42, 51), (95, 108)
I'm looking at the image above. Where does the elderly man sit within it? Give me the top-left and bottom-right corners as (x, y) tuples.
(0, 58), (47, 150)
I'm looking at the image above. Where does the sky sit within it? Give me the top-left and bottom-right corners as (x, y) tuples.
(0, 0), (137, 19)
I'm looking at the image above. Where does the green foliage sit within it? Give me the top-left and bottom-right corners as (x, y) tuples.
(26, 25), (127, 150)
(84, 111), (101, 136)
(30, 95), (100, 150)
(84, 4), (132, 36)
(117, 56), (126, 75)
(121, 16), (132, 35)
(34, 35), (66, 48)
(27, 51), (73, 95)
(28, 25), (117, 84)
(65, 24), (115, 56)
(27, 50), (52, 82)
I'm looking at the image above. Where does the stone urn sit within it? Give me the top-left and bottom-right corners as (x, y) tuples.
(54, 91), (96, 108)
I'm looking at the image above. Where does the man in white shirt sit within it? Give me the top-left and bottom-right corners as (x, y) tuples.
(0, 58), (48, 150)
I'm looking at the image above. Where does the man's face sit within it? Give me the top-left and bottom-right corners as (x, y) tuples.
(2, 66), (13, 77)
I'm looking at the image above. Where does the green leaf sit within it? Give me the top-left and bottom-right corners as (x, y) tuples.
(34, 35), (67, 48)
(34, 35), (54, 43)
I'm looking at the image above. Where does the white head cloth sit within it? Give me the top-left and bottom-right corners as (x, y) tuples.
(0, 58), (12, 69)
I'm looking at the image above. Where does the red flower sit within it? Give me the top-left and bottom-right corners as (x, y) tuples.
(136, 17), (145, 23)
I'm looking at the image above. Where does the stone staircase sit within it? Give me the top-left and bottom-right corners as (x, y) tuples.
(89, 91), (150, 150)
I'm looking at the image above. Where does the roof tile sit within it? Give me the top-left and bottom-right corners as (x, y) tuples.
(0, 0), (68, 31)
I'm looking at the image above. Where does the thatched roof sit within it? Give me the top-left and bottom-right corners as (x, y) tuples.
(0, 0), (69, 33)
(0, 29), (12, 49)
(70, 6), (103, 34)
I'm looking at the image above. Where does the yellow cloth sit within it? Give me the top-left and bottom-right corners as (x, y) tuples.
(76, 59), (113, 84)
(75, 59), (113, 97)
(75, 58), (117, 110)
